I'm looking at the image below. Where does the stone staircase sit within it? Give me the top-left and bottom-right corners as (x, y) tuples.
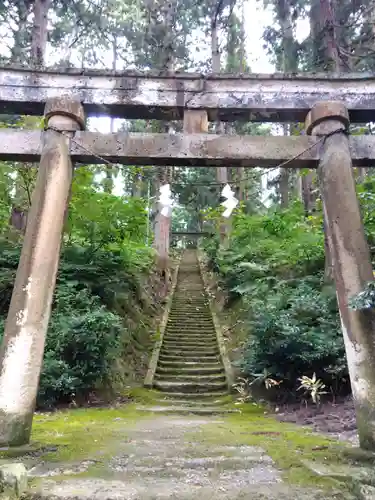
(141, 250), (234, 414)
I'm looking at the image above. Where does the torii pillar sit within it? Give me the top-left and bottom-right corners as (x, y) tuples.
(0, 97), (85, 446)
(306, 101), (375, 450)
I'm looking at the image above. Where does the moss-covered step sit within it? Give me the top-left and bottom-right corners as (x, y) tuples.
(160, 343), (220, 351)
(158, 354), (221, 361)
(144, 250), (231, 412)
(156, 366), (225, 375)
(156, 390), (230, 400)
(162, 338), (218, 345)
(136, 405), (240, 415)
(154, 380), (227, 393)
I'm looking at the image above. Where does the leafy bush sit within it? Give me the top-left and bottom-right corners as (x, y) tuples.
(201, 201), (348, 395)
(0, 239), (155, 408)
(38, 286), (124, 408)
(241, 276), (347, 388)
(0, 156), (158, 409)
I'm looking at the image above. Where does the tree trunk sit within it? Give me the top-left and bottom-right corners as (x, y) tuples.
(151, 0), (177, 296)
(103, 36), (117, 194)
(276, 0), (298, 208)
(9, 0), (51, 234)
(310, 0), (342, 280)
(31, 0), (52, 67)
(10, 2), (32, 63)
(212, 19), (229, 242)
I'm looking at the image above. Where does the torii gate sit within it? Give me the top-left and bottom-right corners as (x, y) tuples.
(0, 65), (375, 450)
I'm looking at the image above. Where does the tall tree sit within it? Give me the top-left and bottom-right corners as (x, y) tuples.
(276, 0), (298, 208)
(31, 0), (52, 66)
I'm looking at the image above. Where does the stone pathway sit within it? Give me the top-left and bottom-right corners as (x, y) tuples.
(144, 250), (232, 415)
(24, 415), (353, 500)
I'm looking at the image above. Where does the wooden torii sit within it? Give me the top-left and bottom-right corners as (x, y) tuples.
(0, 66), (375, 451)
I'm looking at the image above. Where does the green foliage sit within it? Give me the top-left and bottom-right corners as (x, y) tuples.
(202, 201), (347, 393)
(241, 277), (346, 388)
(209, 202), (325, 302)
(67, 167), (149, 249)
(349, 281), (375, 311)
(0, 155), (156, 409)
(38, 286), (123, 408)
(0, 238), (155, 408)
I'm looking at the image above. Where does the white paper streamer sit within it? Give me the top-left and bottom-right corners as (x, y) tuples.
(221, 183), (238, 218)
(159, 184), (174, 218)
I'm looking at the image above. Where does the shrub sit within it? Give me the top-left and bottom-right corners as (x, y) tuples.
(201, 201), (349, 395)
(241, 276), (347, 389)
(0, 240), (154, 408)
(38, 286), (124, 407)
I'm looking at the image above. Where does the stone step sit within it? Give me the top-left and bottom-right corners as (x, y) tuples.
(169, 303), (208, 306)
(160, 344), (219, 352)
(165, 326), (215, 332)
(155, 397), (230, 406)
(162, 341), (218, 348)
(159, 352), (220, 358)
(170, 306), (209, 310)
(156, 366), (225, 376)
(155, 372), (226, 382)
(158, 354), (221, 363)
(156, 390), (229, 400)
(164, 330), (216, 336)
(164, 328), (215, 334)
(162, 340), (219, 348)
(168, 314), (212, 319)
(172, 299), (207, 303)
(169, 305), (210, 310)
(158, 360), (224, 369)
(160, 339), (216, 346)
(168, 318), (212, 323)
(165, 323), (215, 329)
(159, 349), (220, 357)
(163, 334), (217, 341)
(154, 380), (228, 393)
(166, 327), (214, 333)
(164, 332), (216, 337)
(166, 318), (213, 324)
(170, 303), (209, 307)
(172, 303), (208, 307)
(148, 250), (231, 409)
(162, 338), (216, 345)
(136, 405), (239, 415)
(173, 298), (206, 301)
(160, 348), (219, 356)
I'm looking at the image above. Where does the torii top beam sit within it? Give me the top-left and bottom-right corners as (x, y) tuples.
(1, 65), (375, 123)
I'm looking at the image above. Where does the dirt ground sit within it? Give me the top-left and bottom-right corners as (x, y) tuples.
(274, 396), (359, 445)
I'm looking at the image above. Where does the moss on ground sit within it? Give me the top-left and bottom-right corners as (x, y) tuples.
(187, 402), (352, 492)
(0, 395), (361, 496)
(0, 402), (144, 464)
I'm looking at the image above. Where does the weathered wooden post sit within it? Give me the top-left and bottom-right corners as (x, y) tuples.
(183, 109), (209, 239)
(0, 97), (85, 446)
(183, 110), (228, 243)
(306, 101), (375, 450)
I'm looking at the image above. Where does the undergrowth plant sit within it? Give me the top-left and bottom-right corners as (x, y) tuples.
(297, 373), (328, 405)
(202, 200), (350, 398)
(0, 172), (158, 408)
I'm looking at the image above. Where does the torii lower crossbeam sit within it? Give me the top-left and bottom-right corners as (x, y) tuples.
(1, 130), (375, 167)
